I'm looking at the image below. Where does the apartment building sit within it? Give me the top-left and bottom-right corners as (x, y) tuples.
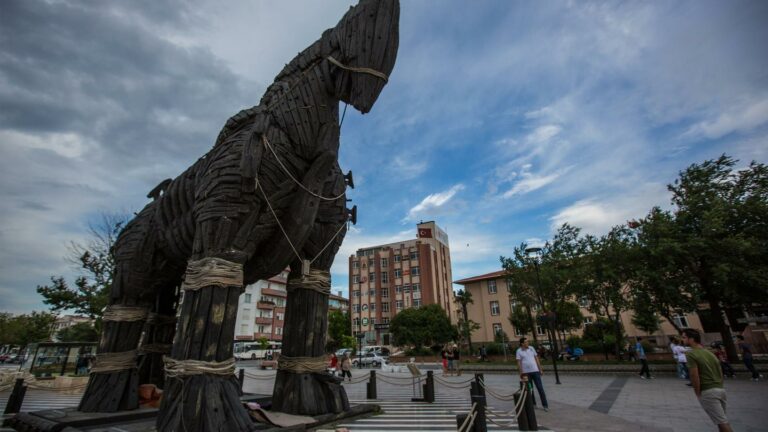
(455, 270), (708, 348)
(234, 269), (350, 343)
(349, 221), (455, 346)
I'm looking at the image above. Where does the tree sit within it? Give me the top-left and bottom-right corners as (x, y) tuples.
(581, 225), (637, 360)
(327, 310), (351, 345)
(57, 322), (99, 342)
(0, 312), (57, 347)
(554, 301), (584, 338)
(631, 291), (661, 335)
(508, 304), (535, 337)
(389, 304), (456, 349)
(36, 214), (127, 322)
(454, 289), (476, 352)
(645, 155), (768, 362)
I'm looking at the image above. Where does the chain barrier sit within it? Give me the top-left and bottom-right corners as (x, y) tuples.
(432, 376), (473, 389)
(477, 377), (517, 401)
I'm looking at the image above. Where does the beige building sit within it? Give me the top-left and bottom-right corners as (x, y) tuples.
(349, 221), (454, 346)
(455, 270), (709, 349)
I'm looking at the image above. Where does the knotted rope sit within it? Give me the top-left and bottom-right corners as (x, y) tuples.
(287, 269), (331, 295)
(90, 350), (137, 374)
(102, 305), (149, 322)
(326, 55), (389, 82)
(181, 257), (243, 291)
(163, 357), (236, 378)
(277, 355), (328, 373)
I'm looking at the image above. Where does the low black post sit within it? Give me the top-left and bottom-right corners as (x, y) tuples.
(238, 368), (245, 391)
(474, 373), (486, 398)
(366, 370), (377, 399)
(4, 378), (27, 414)
(424, 370), (434, 403)
(456, 413), (473, 432)
(469, 381), (487, 432)
(515, 378), (538, 430)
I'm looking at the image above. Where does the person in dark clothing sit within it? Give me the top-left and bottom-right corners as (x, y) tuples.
(737, 335), (761, 381)
(479, 345), (487, 362)
(636, 337), (652, 379)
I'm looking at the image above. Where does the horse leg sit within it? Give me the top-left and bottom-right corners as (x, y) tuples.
(78, 208), (159, 413)
(137, 284), (180, 389)
(156, 219), (252, 431)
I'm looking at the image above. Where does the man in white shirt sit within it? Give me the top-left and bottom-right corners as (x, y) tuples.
(516, 337), (548, 411)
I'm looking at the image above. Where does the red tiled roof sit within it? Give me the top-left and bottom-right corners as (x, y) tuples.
(454, 270), (506, 285)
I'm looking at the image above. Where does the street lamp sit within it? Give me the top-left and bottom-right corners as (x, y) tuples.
(525, 246), (562, 385)
(497, 329), (508, 362)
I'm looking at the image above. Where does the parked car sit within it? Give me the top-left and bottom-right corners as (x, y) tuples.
(335, 348), (354, 358)
(352, 352), (388, 367)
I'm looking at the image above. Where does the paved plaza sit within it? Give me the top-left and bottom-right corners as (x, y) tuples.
(2, 365), (766, 431)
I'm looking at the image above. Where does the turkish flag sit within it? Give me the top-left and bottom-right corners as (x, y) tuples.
(418, 228), (432, 238)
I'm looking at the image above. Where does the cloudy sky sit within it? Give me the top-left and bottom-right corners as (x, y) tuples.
(2, 0), (767, 314)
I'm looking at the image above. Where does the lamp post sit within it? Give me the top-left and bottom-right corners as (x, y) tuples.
(525, 247), (562, 385)
(497, 329), (508, 362)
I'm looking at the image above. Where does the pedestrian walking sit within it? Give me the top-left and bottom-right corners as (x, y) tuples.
(480, 345), (487, 362)
(636, 337), (652, 379)
(453, 345), (462, 376)
(714, 345), (735, 378)
(516, 337), (548, 411)
(329, 353), (339, 376)
(682, 329), (734, 432)
(736, 335), (761, 381)
(672, 338), (691, 380)
(340, 352), (352, 382)
(441, 345), (449, 374)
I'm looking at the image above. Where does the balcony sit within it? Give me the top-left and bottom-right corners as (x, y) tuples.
(257, 301), (275, 309)
(255, 317), (273, 325)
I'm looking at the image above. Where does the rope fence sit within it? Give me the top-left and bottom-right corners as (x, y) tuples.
(457, 402), (478, 432)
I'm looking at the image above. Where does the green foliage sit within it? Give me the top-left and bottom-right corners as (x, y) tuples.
(508, 304), (534, 336)
(555, 301), (583, 334)
(631, 291), (661, 334)
(454, 289), (476, 350)
(327, 310), (351, 345)
(340, 335), (357, 352)
(389, 304), (456, 349)
(257, 336), (269, 350)
(404, 346), (433, 356)
(484, 342), (506, 356)
(36, 214), (127, 321)
(0, 311), (57, 347)
(56, 322), (98, 342)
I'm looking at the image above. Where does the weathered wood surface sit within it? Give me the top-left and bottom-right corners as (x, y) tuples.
(76, 0), (399, 429)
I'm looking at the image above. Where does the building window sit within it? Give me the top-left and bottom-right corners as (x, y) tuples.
(382, 303), (390, 312)
(413, 299), (421, 308)
(394, 255), (401, 263)
(410, 251), (419, 260)
(395, 300), (403, 310)
(394, 269), (402, 278)
(370, 303), (376, 311)
(258, 325), (265, 333)
(244, 293), (252, 303)
(583, 316), (593, 325)
(411, 267), (420, 276)
(242, 308), (251, 320)
(490, 301), (500, 316)
(353, 318), (360, 326)
(382, 258), (388, 268)
(353, 261), (360, 269)
(403, 284), (411, 293)
(514, 326), (523, 336)
(353, 275), (360, 284)
(382, 317), (390, 324)
(579, 296), (589, 308)
(382, 272), (389, 283)
(369, 272), (375, 282)
(395, 285), (403, 293)
(536, 325), (545, 336)
(412, 283), (420, 292)
(672, 312), (689, 329)
(369, 289), (376, 296)
(353, 290), (361, 297)
(352, 304), (360, 313)
(487, 280), (497, 294)
(492, 323), (502, 335)
(240, 324), (248, 335)
(381, 289), (389, 298)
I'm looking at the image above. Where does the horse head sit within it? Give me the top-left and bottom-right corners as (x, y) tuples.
(327, 0), (399, 114)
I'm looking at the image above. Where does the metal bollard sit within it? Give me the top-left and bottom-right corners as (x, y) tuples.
(474, 373), (486, 398)
(469, 381), (487, 432)
(4, 378), (27, 414)
(238, 368), (245, 392)
(424, 370), (435, 403)
(514, 378), (537, 431)
(456, 413), (473, 432)
(366, 371), (377, 399)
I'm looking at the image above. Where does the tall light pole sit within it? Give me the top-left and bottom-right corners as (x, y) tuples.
(525, 247), (562, 385)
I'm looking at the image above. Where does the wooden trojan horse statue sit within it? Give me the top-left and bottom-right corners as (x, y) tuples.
(76, 0), (399, 430)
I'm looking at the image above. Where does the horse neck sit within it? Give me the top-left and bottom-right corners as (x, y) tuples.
(266, 60), (340, 159)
